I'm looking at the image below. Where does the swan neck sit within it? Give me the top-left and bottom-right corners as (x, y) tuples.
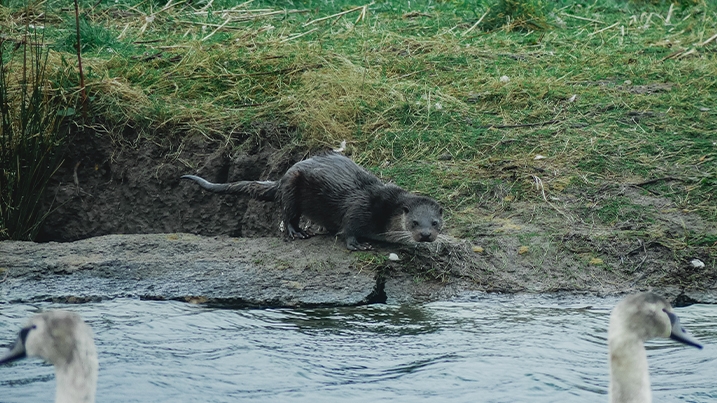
(53, 355), (97, 403)
(609, 337), (651, 403)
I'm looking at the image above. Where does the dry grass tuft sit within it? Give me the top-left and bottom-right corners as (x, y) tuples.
(285, 60), (404, 146)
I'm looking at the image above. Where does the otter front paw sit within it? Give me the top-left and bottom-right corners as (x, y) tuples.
(346, 237), (372, 251)
(287, 224), (310, 239)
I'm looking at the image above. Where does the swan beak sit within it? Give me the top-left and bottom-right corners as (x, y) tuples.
(0, 328), (29, 365)
(665, 311), (703, 349)
(0, 338), (27, 365)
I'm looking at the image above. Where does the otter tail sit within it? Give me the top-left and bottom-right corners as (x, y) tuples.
(181, 175), (278, 201)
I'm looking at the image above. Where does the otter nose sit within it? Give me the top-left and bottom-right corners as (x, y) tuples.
(419, 231), (432, 242)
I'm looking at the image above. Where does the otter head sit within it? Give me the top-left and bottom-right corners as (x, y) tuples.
(402, 197), (443, 243)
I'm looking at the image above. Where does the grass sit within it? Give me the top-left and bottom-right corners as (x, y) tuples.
(0, 0), (715, 247)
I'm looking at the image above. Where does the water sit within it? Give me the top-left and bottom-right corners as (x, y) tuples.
(1, 294), (716, 402)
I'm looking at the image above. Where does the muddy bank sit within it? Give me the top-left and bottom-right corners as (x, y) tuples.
(2, 233), (717, 306)
(0, 233), (481, 306)
(0, 234), (372, 306)
(8, 129), (713, 305)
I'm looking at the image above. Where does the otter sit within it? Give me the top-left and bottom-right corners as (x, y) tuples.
(181, 152), (443, 250)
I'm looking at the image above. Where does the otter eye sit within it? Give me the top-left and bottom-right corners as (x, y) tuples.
(412, 220), (419, 227)
(432, 220), (439, 227)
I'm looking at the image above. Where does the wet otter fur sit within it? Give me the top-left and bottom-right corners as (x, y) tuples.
(181, 152), (443, 250)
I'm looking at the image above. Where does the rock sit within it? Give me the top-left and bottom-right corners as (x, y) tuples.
(691, 259), (705, 269)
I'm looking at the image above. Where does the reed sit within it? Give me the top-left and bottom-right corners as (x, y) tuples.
(0, 23), (67, 240)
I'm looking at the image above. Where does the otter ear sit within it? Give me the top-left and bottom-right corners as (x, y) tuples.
(439, 207), (443, 215)
(402, 206), (410, 214)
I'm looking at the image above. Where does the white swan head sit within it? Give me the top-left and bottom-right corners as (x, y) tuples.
(609, 293), (702, 348)
(1, 311), (98, 403)
(608, 292), (701, 403)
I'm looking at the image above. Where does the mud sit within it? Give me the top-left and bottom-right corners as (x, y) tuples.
(37, 124), (300, 242)
(0, 233), (484, 306)
(2, 231), (715, 306)
(0, 234), (373, 306)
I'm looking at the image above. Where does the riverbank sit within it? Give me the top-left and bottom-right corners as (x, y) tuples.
(18, 123), (716, 305)
(2, 232), (716, 306)
(1, 0), (715, 300)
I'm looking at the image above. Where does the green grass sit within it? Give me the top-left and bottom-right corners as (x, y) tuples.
(587, 196), (655, 226)
(0, 0), (716, 236)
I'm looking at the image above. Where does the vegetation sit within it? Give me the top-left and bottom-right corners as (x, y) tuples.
(0, 17), (72, 240)
(0, 0), (715, 265)
(482, 0), (551, 31)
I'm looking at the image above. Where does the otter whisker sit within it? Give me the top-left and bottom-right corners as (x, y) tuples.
(378, 231), (416, 245)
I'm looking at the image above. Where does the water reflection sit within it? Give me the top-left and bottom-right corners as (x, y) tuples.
(0, 294), (715, 402)
(277, 304), (440, 336)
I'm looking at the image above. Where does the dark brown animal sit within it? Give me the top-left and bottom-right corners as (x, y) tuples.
(181, 152), (443, 250)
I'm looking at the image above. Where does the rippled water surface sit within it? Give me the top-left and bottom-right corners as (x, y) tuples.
(1, 294), (716, 402)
